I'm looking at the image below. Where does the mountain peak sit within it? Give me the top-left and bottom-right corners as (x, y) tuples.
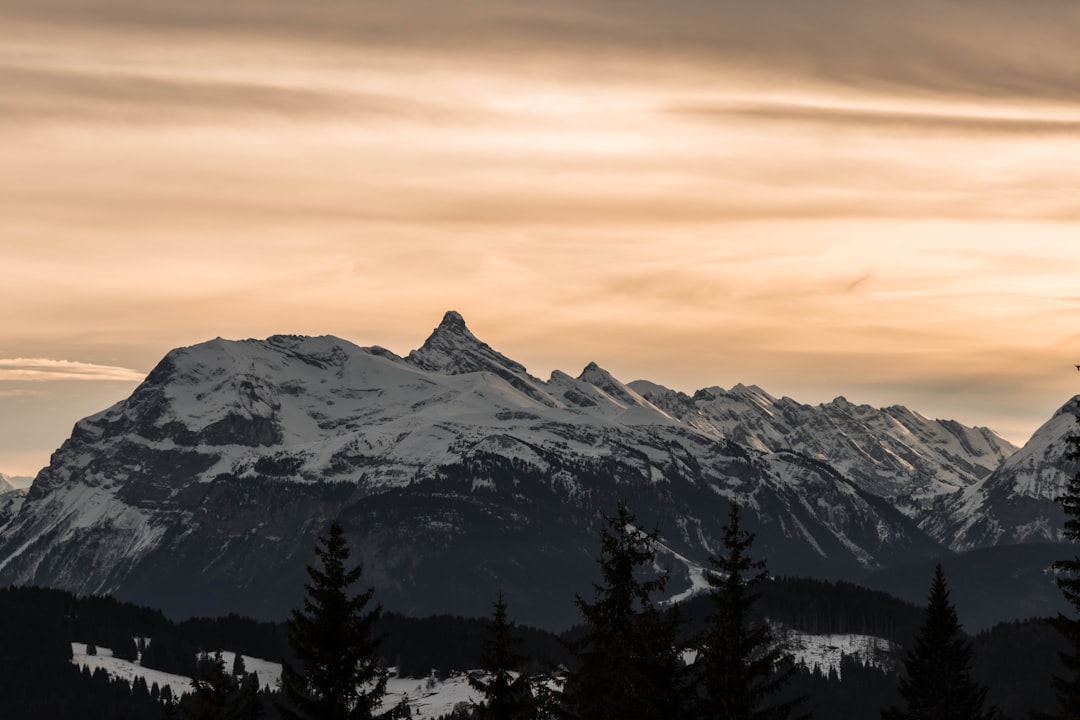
(580, 361), (604, 376)
(408, 311), (526, 375)
(577, 362), (639, 406)
(438, 310), (468, 332)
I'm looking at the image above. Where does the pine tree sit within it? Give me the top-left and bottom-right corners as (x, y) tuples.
(468, 593), (544, 720)
(278, 519), (402, 720)
(693, 503), (801, 720)
(562, 502), (686, 720)
(1048, 412), (1080, 718)
(881, 563), (989, 720)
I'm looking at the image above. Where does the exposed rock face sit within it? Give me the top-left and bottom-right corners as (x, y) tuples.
(630, 381), (1017, 544)
(0, 311), (1048, 629)
(937, 397), (1079, 551)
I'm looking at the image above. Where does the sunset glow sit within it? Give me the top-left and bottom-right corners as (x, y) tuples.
(3, 0), (1080, 476)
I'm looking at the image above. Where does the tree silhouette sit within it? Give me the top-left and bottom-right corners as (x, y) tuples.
(882, 563), (989, 720)
(468, 593), (548, 720)
(562, 502), (686, 720)
(693, 503), (802, 720)
(278, 520), (402, 720)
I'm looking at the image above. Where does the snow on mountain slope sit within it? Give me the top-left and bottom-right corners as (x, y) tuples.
(0, 311), (1022, 626)
(780, 630), (896, 678)
(0, 483), (25, 535)
(939, 396), (1079, 550)
(630, 381), (1017, 540)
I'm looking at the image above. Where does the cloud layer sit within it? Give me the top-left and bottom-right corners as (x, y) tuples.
(2, 0), (1079, 474)
(0, 359), (146, 383)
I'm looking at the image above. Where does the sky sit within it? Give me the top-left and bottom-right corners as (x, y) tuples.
(3, 0), (1080, 478)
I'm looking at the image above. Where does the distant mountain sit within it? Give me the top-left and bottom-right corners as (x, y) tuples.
(937, 397), (1080, 551)
(630, 381), (1016, 541)
(0, 311), (1059, 628)
(0, 473), (33, 491)
(0, 474), (25, 530)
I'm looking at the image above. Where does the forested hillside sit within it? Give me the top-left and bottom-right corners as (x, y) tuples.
(0, 576), (1065, 720)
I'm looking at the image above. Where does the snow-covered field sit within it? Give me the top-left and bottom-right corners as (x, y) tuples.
(72, 642), (479, 719)
(73, 643), (192, 693)
(386, 673), (479, 719)
(74, 630), (890, 713)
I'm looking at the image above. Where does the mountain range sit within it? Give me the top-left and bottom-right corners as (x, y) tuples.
(0, 311), (1074, 629)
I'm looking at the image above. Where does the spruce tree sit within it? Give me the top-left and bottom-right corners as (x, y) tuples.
(1048, 412), (1080, 718)
(278, 519), (401, 720)
(693, 503), (801, 720)
(562, 502), (685, 720)
(468, 593), (544, 720)
(881, 563), (989, 720)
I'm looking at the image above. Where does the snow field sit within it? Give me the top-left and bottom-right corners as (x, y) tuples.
(72, 641), (479, 718)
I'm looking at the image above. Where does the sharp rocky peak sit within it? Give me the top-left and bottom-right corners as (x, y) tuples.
(437, 309), (468, 333)
(577, 361), (610, 382)
(577, 362), (639, 406)
(407, 310), (527, 376)
(406, 311), (555, 405)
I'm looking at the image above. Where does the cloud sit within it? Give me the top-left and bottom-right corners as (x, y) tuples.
(0, 359), (145, 383)
(674, 102), (1080, 138)
(6, 0), (1080, 103)
(0, 388), (44, 398)
(0, 64), (462, 126)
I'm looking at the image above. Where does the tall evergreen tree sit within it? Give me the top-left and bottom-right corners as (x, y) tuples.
(693, 503), (801, 720)
(278, 519), (401, 720)
(882, 563), (989, 720)
(1048, 412), (1080, 718)
(468, 593), (546, 720)
(562, 502), (686, 720)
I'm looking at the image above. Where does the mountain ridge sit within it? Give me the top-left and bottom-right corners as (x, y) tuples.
(0, 311), (1067, 628)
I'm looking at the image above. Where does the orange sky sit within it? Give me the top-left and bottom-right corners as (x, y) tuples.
(3, 0), (1080, 477)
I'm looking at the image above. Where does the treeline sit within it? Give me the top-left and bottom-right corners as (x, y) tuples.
(0, 587), (166, 719)
(0, 570), (1067, 718)
(0, 512), (1073, 719)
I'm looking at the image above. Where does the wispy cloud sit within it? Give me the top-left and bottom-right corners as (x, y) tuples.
(674, 102), (1080, 137)
(0, 64), (464, 127)
(0, 359), (145, 383)
(0, 388), (44, 398)
(5, 0), (1080, 102)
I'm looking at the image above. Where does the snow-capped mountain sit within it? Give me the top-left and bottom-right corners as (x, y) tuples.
(938, 396), (1079, 551)
(0, 473), (20, 493)
(0, 474), (26, 531)
(630, 381), (1016, 537)
(0, 312), (1041, 628)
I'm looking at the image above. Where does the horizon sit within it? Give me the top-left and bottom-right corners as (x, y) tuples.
(4, 1), (1080, 476)
(0, 308), (1076, 479)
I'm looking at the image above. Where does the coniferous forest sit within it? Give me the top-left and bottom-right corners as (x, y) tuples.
(0, 520), (1070, 720)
